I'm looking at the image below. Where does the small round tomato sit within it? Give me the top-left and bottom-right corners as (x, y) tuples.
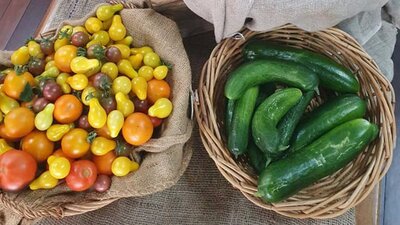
(101, 62), (118, 80)
(61, 128), (90, 158)
(0, 149), (37, 191)
(3, 71), (35, 101)
(122, 112), (153, 146)
(52, 149), (74, 164)
(4, 107), (35, 138)
(149, 116), (163, 128)
(147, 79), (171, 103)
(138, 66), (153, 81)
(143, 52), (161, 68)
(54, 94), (83, 123)
(54, 45), (77, 72)
(96, 125), (112, 139)
(66, 160), (97, 191)
(22, 131), (54, 162)
(153, 65), (168, 80)
(92, 151), (116, 175)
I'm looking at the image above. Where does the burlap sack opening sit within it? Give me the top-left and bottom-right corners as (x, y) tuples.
(0, 1), (193, 220)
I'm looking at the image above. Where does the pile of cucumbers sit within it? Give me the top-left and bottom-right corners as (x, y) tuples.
(224, 40), (379, 203)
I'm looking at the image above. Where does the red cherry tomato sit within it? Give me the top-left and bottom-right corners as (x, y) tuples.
(0, 150), (37, 191)
(66, 160), (97, 191)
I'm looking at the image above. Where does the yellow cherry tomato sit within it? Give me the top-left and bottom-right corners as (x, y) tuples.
(35, 103), (55, 131)
(108, 15), (126, 41)
(46, 123), (73, 142)
(107, 110), (124, 138)
(148, 98), (173, 119)
(101, 62), (118, 80)
(143, 52), (161, 68)
(130, 46), (153, 55)
(67, 74), (89, 91)
(72, 26), (89, 35)
(54, 30), (71, 51)
(48, 155), (71, 179)
(112, 76), (131, 95)
(129, 54), (143, 70)
(29, 171), (58, 190)
(11, 46), (30, 65)
(91, 30), (110, 46)
(138, 66), (154, 81)
(91, 136), (116, 156)
(88, 98), (107, 129)
(0, 92), (19, 114)
(111, 156), (139, 177)
(0, 139), (12, 155)
(27, 40), (44, 58)
(45, 60), (56, 71)
(70, 57), (101, 76)
(115, 35), (133, 47)
(131, 76), (147, 100)
(60, 25), (73, 36)
(153, 65), (169, 80)
(115, 92), (134, 117)
(118, 59), (138, 79)
(85, 17), (103, 34)
(36, 66), (59, 80)
(56, 73), (72, 94)
(96, 3), (123, 21)
(112, 44), (130, 59)
(81, 86), (99, 106)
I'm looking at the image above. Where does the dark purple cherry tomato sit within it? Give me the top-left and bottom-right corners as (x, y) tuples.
(133, 97), (149, 113)
(105, 46), (121, 63)
(71, 31), (90, 47)
(89, 73), (112, 91)
(93, 174), (111, 192)
(33, 97), (49, 113)
(42, 80), (63, 102)
(100, 95), (116, 114)
(28, 58), (45, 76)
(40, 38), (55, 56)
(78, 115), (91, 130)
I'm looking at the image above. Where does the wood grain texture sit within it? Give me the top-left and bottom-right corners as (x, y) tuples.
(0, 0), (30, 49)
(5, 0), (52, 50)
(0, 0), (12, 20)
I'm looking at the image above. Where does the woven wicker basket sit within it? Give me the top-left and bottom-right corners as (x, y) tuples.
(195, 25), (396, 219)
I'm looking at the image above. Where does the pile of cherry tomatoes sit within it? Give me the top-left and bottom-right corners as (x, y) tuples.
(0, 4), (173, 192)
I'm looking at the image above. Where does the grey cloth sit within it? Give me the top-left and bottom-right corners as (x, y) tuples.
(184, 0), (400, 80)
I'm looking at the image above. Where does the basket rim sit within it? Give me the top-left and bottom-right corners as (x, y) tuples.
(195, 24), (396, 219)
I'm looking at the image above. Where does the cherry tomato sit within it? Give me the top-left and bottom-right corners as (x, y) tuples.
(0, 149), (37, 191)
(40, 38), (55, 56)
(21, 131), (54, 162)
(54, 45), (77, 73)
(78, 115), (92, 130)
(61, 128), (90, 158)
(105, 46), (121, 63)
(143, 52), (161, 68)
(122, 112), (153, 146)
(3, 71), (35, 101)
(132, 97), (149, 113)
(71, 31), (90, 47)
(4, 107), (35, 138)
(149, 116), (163, 128)
(54, 94), (83, 123)
(28, 57), (45, 76)
(147, 79), (171, 103)
(93, 174), (111, 192)
(32, 97), (49, 113)
(42, 80), (63, 102)
(66, 160), (97, 191)
(52, 149), (74, 164)
(96, 125), (112, 139)
(92, 151), (116, 175)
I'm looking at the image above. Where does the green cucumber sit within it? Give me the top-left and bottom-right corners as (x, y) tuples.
(228, 87), (259, 157)
(290, 94), (367, 152)
(252, 88), (302, 156)
(277, 90), (314, 150)
(257, 118), (378, 203)
(243, 41), (360, 93)
(225, 99), (235, 134)
(247, 141), (269, 174)
(224, 59), (318, 100)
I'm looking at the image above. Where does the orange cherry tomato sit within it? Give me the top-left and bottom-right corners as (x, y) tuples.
(92, 151), (116, 175)
(54, 94), (83, 123)
(4, 107), (35, 138)
(122, 112), (153, 146)
(0, 125), (20, 142)
(96, 124), (112, 139)
(21, 131), (54, 162)
(147, 79), (171, 103)
(53, 149), (75, 164)
(54, 45), (77, 72)
(61, 128), (90, 159)
(3, 71), (35, 101)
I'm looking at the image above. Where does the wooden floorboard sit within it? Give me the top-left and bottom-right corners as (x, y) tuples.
(5, 0), (52, 50)
(0, 0), (30, 50)
(382, 32), (400, 225)
(0, 0), (12, 20)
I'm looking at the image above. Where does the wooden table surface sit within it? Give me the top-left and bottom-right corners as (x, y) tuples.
(0, 1), (398, 224)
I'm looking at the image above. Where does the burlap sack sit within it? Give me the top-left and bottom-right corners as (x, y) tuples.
(0, 1), (192, 222)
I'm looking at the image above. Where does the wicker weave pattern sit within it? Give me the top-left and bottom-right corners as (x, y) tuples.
(195, 25), (396, 219)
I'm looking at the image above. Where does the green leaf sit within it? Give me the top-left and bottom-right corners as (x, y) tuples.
(77, 47), (87, 57)
(14, 65), (28, 75)
(161, 59), (173, 70)
(19, 83), (34, 102)
(87, 131), (98, 143)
